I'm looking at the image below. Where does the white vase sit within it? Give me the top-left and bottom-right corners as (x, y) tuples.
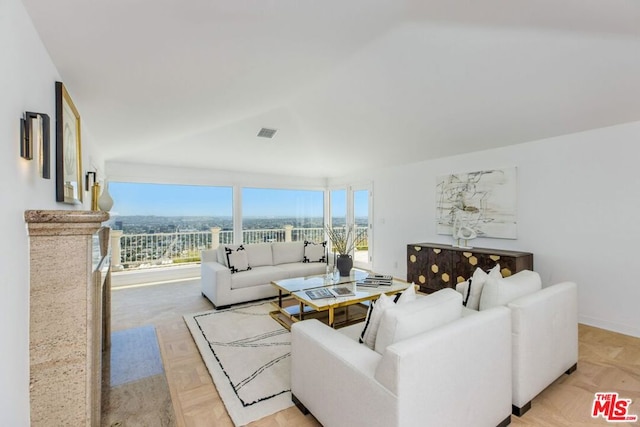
(98, 181), (114, 212)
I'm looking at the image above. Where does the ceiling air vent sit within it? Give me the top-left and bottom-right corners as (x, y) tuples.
(257, 127), (277, 139)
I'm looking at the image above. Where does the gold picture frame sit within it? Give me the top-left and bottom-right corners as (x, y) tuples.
(55, 81), (83, 204)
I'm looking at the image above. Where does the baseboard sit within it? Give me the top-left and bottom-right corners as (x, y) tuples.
(579, 317), (640, 339)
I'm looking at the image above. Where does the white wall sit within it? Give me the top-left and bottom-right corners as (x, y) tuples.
(106, 161), (327, 189)
(331, 121), (640, 338)
(1, 0), (104, 423)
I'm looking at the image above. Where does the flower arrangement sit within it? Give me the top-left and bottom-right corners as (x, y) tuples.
(325, 224), (367, 255)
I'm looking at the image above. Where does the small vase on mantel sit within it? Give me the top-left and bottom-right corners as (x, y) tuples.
(336, 254), (353, 277)
(98, 181), (114, 212)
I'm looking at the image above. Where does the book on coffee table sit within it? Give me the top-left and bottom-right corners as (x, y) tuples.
(305, 286), (355, 299)
(330, 286), (356, 297)
(357, 274), (393, 287)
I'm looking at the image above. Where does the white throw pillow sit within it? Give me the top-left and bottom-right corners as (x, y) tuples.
(218, 244), (239, 267)
(479, 270), (542, 310)
(303, 241), (327, 263)
(457, 264), (502, 310)
(374, 288), (462, 354)
(359, 293), (395, 350)
(395, 283), (417, 304)
(225, 245), (251, 274)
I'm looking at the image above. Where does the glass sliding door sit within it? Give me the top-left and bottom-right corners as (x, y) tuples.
(328, 185), (372, 270)
(352, 186), (372, 269)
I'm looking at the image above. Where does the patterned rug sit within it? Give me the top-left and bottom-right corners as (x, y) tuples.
(184, 302), (292, 426)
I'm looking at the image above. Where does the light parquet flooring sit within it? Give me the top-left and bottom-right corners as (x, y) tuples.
(109, 279), (640, 426)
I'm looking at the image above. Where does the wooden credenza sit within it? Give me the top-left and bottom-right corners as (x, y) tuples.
(407, 243), (533, 294)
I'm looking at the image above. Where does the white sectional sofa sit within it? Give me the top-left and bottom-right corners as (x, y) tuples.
(457, 268), (578, 416)
(201, 241), (327, 309)
(291, 288), (513, 427)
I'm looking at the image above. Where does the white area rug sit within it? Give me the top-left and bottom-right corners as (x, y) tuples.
(184, 302), (292, 426)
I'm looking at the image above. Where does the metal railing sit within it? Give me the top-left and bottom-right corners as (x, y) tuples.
(117, 226), (343, 269)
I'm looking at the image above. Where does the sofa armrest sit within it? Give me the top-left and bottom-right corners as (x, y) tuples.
(508, 281), (578, 408)
(200, 261), (231, 307)
(291, 319), (396, 427)
(375, 306), (512, 427)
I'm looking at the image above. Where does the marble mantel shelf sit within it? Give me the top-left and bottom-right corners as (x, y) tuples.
(25, 210), (110, 236)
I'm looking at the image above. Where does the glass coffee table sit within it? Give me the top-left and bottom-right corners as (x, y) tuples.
(270, 269), (411, 329)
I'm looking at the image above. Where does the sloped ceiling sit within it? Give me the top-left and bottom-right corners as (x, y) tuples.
(21, 0), (640, 178)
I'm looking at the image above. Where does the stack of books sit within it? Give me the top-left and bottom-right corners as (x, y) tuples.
(357, 274), (393, 287)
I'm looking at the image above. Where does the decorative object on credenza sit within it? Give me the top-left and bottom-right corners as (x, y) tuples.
(20, 112), (51, 179)
(436, 167), (517, 240)
(98, 180), (114, 212)
(455, 225), (477, 249)
(55, 81), (83, 204)
(325, 224), (367, 276)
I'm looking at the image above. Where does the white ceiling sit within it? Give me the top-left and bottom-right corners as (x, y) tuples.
(22, 0), (640, 178)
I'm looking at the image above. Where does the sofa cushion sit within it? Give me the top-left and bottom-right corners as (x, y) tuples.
(244, 243), (273, 267)
(374, 288), (462, 354)
(456, 264), (502, 310)
(230, 266), (284, 290)
(272, 241), (305, 265)
(359, 293), (395, 350)
(303, 241), (327, 263)
(479, 269), (542, 310)
(225, 245), (251, 273)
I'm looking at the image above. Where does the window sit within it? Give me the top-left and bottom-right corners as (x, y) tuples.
(108, 182), (233, 268)
(241, 188), (324, 244)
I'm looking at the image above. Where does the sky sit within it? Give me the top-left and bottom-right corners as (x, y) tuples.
(108, 182), (366, 217)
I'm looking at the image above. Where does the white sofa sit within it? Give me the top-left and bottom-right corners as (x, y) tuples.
(201, 241), (327, 308)
(291, 288), (513, 427)
(457, 270), (578, 416)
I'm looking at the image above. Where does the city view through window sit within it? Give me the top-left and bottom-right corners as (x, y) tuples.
(107, 182), (368, 269)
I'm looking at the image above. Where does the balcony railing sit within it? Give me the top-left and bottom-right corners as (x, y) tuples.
(111, 226), (363, 270)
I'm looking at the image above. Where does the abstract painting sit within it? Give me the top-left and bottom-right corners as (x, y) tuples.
(436, 167), (517, 239)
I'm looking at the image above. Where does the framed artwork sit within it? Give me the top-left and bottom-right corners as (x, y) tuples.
(55, 81), (83, 203)
(436, 167), (517, 239)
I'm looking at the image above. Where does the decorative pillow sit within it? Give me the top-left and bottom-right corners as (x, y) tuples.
(479, 270), (542, 310)
(225, 245), (251, 274)
(303, 241), (326, 263)
(374, 288), (462, 354)
(218, 244), (239, 267)
(457, 264), (502, 310)
(359, 293), (395, 350)
(394, 283), (417, 304)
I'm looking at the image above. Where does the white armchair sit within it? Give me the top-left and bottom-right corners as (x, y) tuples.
(508, 281), (578, 415)
(458, 271), (578, 416)
(291, 305), (513, 427)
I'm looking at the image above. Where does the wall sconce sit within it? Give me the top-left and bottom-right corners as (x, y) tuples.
(21, 112), (50, 179)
